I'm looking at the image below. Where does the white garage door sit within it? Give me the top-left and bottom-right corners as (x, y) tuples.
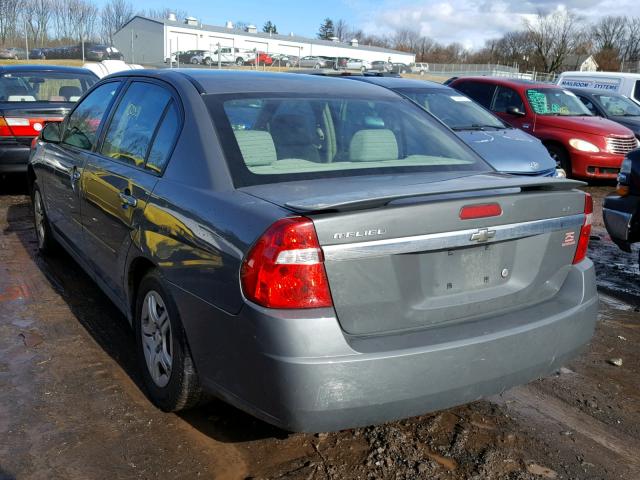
(168, 31), (198, 52)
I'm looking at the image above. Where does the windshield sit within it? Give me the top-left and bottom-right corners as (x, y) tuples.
(397, 88), (505, 130)
(208, 94), (490, 187)
(594, 93), (640, 117)
(0, 71), (96, 103)
(526, 88), (592, 116)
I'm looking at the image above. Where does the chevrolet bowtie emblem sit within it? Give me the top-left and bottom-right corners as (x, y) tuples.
(470, 228), (496, 242)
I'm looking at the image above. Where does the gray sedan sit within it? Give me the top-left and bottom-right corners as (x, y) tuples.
(29, 70), (597, 432)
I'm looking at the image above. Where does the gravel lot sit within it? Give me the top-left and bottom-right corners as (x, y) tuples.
(1, 176), (638, 480)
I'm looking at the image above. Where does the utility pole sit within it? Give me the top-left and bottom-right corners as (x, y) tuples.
(24, 19), (29, 60)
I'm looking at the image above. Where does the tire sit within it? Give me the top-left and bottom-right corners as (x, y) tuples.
(314, 63), (321, 69)
(190, 57), (199, 65)
(31, 183), (57, 254)
(420, 70), (425, 76)
(546, 143), (571, 176)
(134, 270), (205, 412)
(235, 57), (244, 66)
(204, 57), (212, 66)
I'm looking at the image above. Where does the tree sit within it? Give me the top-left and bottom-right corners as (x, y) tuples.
(146, 8), (188, 22)
(334, 19), (350, 42)
(0, 0), (20, 44)
(23, 0), (52, 47)
(526, 10), (582, 73)
(317, 18), (334, 40)
(262, 20), (277, 34)
(101, 0), (134, 44)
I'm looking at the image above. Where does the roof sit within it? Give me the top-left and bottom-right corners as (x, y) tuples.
(451, 76), (559, 90)
(117, 15), (413, 57)
(562, 54), (597, 68)
(106, 69), (401, 97)
(347, 76), (446, 90)
(0, 65), (97, 76)
(559, 71), (640, 79)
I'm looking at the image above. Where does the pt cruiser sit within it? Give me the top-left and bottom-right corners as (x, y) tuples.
(29, 70), (598, 432)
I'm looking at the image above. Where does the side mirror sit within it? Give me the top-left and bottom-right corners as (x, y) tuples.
(40, 122), (61, 143)
(506, 106), (526, 116)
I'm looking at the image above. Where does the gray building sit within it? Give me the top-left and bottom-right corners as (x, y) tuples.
(113, 15), (415, 66)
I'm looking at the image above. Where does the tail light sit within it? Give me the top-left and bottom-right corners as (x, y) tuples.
(241, 217), (333, 309)
(0, 116), (13, 137)
(572, 193), (593, 265)
(459, 203), (502, 220)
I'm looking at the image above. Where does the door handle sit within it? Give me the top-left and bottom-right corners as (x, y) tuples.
(119, 190), (138, 209)
(70, 167), (81, 191)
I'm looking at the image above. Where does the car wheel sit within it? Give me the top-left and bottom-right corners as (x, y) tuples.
(135, 270), (205, 412)
(546, 144), (572, 175)
(235, 57), (244, 66)
(204, 57), (212, 66)
(31, 184), (57, 254)
(420, 70), (425, 76)
(190, 58), (199, 64)
(314, 63), (321, 69)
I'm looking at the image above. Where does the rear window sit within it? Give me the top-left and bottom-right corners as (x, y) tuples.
(0, 71), (96, 102)
(208, 94), (490, 187)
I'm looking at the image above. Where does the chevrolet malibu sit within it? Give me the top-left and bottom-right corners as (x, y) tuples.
(28, 70), (598, 432)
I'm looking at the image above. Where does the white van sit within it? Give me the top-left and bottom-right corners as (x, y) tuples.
(557, 71), (640, 106)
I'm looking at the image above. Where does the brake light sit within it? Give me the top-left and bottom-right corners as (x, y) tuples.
(459, 203), (502, 220)
(241, 217), (333, 309)
(572, 193), (593, 264)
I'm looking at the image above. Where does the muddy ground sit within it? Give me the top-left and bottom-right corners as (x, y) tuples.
(0, 176), (639, 480)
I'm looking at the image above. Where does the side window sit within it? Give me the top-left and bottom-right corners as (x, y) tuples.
(454, 82), (496, 108)
(62, 82), (119, 150)
(578, 96), (598, 115)
(100, 82), (172, 167)
(493, 86), (525, 113)
(146, 101), (180, 173)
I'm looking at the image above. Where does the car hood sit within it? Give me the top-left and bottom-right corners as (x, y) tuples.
(609, 116), (640, 136)
(536, 115), (633, 136)
(455, 128), (556, 175)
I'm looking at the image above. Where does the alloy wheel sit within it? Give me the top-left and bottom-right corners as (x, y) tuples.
(140, 290), (173, 388)
(33, 190), (46, 249)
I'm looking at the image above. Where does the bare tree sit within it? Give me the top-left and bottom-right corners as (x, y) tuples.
(334, 19), (350, 42)
(101, 0), (134, 44)
(23, 0), (52, 47)
(592, 16), (627, 51)
(0, 0), (20, 45)
(146, 8), (188, 22)
(526, 10), (582, 73)
(392, 28), (422, 52)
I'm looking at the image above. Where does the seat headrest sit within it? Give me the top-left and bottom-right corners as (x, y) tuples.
(349, 129), (398, 162)
(233, 130), (277, 167)
(59, 86), (82, 100)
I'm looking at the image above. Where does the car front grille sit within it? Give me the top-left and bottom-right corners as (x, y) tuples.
(605, 136), (638, 155)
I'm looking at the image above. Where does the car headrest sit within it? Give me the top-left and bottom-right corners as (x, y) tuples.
(59, 86), (82, 100)
(233, 130), (277, 167)
(350, 129), (398, 162)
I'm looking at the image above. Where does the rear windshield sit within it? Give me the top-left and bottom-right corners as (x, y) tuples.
(208, 93), (491, 186)
(526, 88), (592, 116)
(396, 88), (506, 130)
(0, 71), (96, 103)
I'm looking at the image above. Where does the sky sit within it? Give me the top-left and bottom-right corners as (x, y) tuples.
(112, 0), (640, 50)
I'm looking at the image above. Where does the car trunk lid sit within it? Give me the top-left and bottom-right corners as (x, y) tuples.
(241, 173), (588, 336)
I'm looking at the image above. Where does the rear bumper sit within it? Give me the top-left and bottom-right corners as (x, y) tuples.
(569, 150), (624, 179)
(173, 260), (598, 432)
(603, 194), (639, 248)
(0, 143), (31, 173)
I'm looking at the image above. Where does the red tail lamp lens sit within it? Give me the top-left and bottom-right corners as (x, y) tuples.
(459, 203), (502, 220)
(241, 217), (333, 309)
(572, 193), (593, 265)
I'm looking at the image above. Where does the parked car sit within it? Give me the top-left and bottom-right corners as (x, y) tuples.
(83, 44), (124, 61)
(270, 53), (297, 67)
(410, 62), (429, 75)
(245, 52), (273, 66)
(30, 48), (49, 60)
(189, 50), (216, 65)
(209, 47), (252, 65)
(558, 71), (640, 107)
(569, 88), (640, 139)
(298, 55), (335, 69)
(348, 76), (558, 176)
(345, 58), (371, 72)
(0, 65), (97, 174)
(29, 69), (597, 432)
(603, 149), (640, 264)
(0, 47), (28, 60)
(450, 77), (638, 179)
(390, 63), (410, 74)
(370, 61), (392, 72)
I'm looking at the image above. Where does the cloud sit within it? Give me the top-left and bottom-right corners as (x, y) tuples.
(351, 0), (638, 49)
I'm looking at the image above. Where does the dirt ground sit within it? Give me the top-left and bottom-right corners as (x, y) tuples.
(1, 176), (639, 480)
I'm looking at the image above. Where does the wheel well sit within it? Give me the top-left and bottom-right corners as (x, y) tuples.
(127, 257), (156, 320)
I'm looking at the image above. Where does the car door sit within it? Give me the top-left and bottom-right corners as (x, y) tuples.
(491, 85), (528, 129)
(40, 81), (122, 255)
(80, 79), (180, 301)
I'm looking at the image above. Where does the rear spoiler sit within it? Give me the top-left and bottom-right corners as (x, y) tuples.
(285, 174), (585, 212)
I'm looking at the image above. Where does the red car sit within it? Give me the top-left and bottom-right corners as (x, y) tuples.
(247, 52), (273, 66)
(450, 77), (638, 179)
